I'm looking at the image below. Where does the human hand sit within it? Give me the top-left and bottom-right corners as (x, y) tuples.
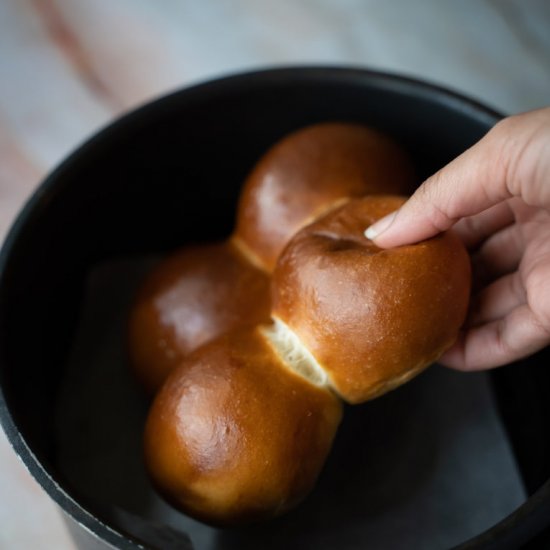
(365, 108), (550, 371)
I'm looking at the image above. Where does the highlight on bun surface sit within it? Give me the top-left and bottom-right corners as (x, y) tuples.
(233, 122), (416, 271)
(143, 327), (342, 526)
(128, 241), (271, 394)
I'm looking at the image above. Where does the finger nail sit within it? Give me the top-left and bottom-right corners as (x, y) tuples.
(364, 210), (399, 240)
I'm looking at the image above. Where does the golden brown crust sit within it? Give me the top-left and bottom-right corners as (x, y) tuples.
(128, 241), (271, 393)
(234, 122), (415, 271)
(143, 326), (342, 526)
(271, 196), (471, 404)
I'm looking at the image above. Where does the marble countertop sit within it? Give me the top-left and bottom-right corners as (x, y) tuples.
(0, 1), (549, 548)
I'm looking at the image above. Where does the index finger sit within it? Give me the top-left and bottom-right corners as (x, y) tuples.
(366, 108), (550, 248)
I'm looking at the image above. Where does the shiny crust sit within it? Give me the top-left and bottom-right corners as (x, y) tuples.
(272, 196), (471, 404)
(143, 327), (343, 526)
(128, 241), (271, 393)
(234, 122), (415, 271)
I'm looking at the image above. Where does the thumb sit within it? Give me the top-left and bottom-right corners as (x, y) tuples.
(365, 108), (550, 248)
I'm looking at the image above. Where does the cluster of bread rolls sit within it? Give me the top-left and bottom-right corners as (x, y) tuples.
(129, 123), (471, 527)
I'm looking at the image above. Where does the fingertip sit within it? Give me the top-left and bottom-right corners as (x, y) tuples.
(364, 226), (378, 240)
(438, 339), (468, 371)
(364, 210), (398, 242)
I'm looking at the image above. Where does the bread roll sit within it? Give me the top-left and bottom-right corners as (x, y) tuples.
(233, 122), (415, 271)
(144, 327), (342, 526)
(271, 196), (471, 403)
(128, 241), (270, 393)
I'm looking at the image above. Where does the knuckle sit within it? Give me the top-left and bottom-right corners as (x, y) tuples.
(509, 272), (526, 303)
(491, 111), (550, 204)
(414, 177), (457, 232)
(527, 270), (550, 335)
(494, 318), (516, 358)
